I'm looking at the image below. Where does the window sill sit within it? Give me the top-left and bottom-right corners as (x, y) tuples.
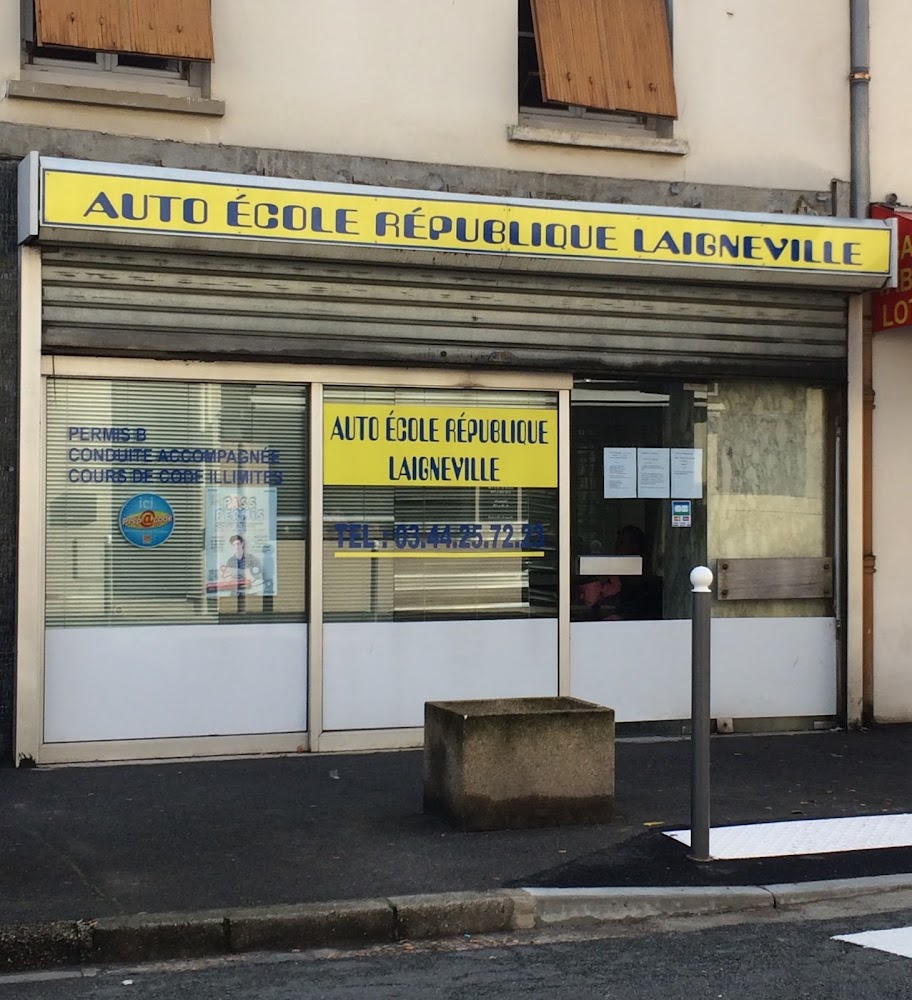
(508, 123), (688, 156)
(6, 79), (225, 116)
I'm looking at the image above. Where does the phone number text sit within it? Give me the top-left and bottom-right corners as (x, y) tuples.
(333, 522), (545, 550)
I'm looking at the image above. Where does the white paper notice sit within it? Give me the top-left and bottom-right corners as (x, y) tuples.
(603, 448), (637, 498)
(637, 448), (670, 498)
(670, 448), (703, 499)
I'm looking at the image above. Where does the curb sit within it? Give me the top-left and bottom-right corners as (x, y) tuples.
(523, 886), (774, 926)
(2, 876), (912, 974)
(0, 891), (530, 974)
(520, 872), (912, 927)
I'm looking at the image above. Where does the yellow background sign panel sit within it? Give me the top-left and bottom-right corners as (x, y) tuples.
(323, 404), (558, 488)
(40, 168), (892, 277)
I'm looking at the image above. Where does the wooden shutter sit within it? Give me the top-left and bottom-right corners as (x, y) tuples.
(531, 0), (677, 118)
(34, 0), (214, 60)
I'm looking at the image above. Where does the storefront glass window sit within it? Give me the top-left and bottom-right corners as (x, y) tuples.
(571, 383), (708, 622)
(45, 378), (309, 627)
(323, 387), (559, 621)
(571, 380), (834, 622)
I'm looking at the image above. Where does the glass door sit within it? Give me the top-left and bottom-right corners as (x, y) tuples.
(569, 379), (838, 728)
(571, 382), (707, 628)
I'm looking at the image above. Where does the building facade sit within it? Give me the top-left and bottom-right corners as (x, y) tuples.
(0, 0), (899, 763)
(866, 1), (912, 726)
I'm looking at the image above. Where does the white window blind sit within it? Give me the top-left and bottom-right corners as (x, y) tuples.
(45, 378), (308, 628)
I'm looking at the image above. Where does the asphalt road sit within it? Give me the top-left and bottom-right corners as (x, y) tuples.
(7, 896), (912, 1000)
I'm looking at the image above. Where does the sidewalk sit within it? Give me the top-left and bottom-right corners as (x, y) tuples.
(2, 726), (912, 968)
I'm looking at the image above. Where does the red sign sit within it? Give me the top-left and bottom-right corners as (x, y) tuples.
(872, 205), (912, 332)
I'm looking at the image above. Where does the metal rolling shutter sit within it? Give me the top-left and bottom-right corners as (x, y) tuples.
(41, 246), (848, 380)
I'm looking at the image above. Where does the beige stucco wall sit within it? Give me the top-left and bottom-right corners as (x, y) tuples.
(870, 1), (912, 722)
(872, 331), (912, 722)
(1, 0), (849, 191)
(871, 0), (912, 203)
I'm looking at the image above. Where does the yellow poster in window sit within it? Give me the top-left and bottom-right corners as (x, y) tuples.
(323, 404), (558, 488)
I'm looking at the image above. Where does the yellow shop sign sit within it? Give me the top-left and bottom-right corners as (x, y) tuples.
(28, 156), (895, 282)
(323, 404), (558, 488)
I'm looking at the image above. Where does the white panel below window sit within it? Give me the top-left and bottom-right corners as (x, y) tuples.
(571, 619), (690, 721)
(323, 619), (558, 731)
(570, 617), (836, 721)
(45, 623), (308, 742)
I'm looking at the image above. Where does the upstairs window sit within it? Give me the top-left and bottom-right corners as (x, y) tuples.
(20, 0), (215, 97)
(27, 46), (188, 80)
(519, 0), (677, 126)
(27, 0), (213, 61)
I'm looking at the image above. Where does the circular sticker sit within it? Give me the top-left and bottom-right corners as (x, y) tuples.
(119, 493), (175, 549)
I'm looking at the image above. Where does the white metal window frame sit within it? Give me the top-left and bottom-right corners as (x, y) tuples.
(20, 53), (208, 100)
(31, 51), (183, 78)
(17, 246), (572, 765)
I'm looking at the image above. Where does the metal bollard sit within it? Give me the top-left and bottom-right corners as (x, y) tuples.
(689, 566), (713, 862)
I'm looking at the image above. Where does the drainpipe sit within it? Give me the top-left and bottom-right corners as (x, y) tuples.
(850, 0), (875, 726)
(850, 0), (871, 217)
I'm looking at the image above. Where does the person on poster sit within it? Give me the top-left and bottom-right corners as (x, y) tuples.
(221, 534), (263, 593)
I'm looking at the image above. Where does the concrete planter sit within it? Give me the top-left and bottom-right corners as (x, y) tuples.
(423, 697), (615, 831)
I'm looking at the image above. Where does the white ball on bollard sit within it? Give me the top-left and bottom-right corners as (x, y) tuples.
(690, 566), (713, 593)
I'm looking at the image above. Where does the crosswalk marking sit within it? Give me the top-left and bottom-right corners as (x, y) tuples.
(665, 813), (912, 859)
(833, 926), (912, 959)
